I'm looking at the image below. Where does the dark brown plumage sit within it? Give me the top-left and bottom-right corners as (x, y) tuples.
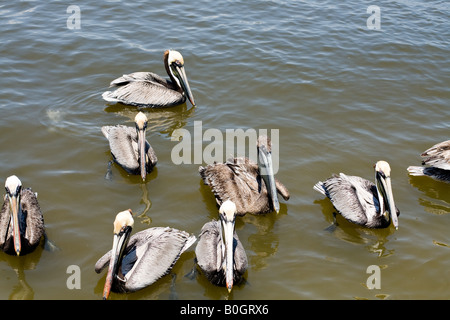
(199, 136), (289, 216)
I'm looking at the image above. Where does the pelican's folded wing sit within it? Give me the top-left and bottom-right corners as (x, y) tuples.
(103, 72), (184, 108)
(124, 227), (195, 292)
(421, 140), (450, 170)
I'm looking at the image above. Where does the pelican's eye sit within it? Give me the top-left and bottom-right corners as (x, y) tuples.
(377, 171), (387, 180)
(119, 225), (132, 236)
(173, 60), (183, 68)
(5, 185), (21, 197)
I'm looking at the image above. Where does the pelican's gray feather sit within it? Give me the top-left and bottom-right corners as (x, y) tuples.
(102, 72), (184, 108)
(407, 140), (450, 182)
(421, 140), (450, 170)
(95, 226), (195, 293)
(102, 124), (157, 175)
(407, 166), (450, 183)
(314, 174), (378, 227)
(195, 220), (247, 287)
(102, 50), (195, 108)
(314, 161), (400, 229)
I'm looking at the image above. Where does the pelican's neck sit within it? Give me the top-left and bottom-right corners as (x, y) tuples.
(375, 173), (387, 219)
(164, 50), (182, 92)
(376, 188), (385, 216)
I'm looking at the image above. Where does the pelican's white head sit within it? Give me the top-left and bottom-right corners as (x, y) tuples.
(163, 49), (195, 106)
(5, 175), (22, 196)
(218, 199), (238, 293)
(375, 160), (391, 177)
(5, 175), (23, 256)
(103, 209), (135, 300)
(134, 112), (148, 131)
(113, 209), (134, 235)
(219, 200), (237, 222)
(374, 160), (398, 229)
(134, 111), (149, 181)
(167, 50), (184, 66)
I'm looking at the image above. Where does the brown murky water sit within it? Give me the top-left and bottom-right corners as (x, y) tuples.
(0, 1), (448, 300)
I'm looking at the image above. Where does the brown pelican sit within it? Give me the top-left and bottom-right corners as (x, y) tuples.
(407, 140), (450, 183)
(313, 161), (399, 229)
(0, 175), (45, 256)
(95, 209), (196, 300)
(102, 50), (196, 108)
(195, 200), (248, 292)
(102, 111), (157, 181)
(199, 135), (290, 216)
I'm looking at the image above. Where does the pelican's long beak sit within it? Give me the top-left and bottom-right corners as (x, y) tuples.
(8, 194), (21, 256)
(175, 64), (196, 107)
(103, 226), (132, 300)
(137, 127), (147, 181)
(222, 217), (235, 293)
(376, 171), (399, 230)
(258, 145), (280, 213)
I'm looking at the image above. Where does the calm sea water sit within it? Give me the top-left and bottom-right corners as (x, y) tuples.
(0, 1), (448, 300)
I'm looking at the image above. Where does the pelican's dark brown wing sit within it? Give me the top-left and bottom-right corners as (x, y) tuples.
(20, 188), (45, 250)
(199, 157), (273, 215)
(0, 195), (12, 252)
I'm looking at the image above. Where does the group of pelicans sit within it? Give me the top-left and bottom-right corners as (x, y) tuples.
(0, 50), (448, 300)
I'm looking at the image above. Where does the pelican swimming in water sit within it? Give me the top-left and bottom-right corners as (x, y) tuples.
(102, 111), (157, 181)
(314, 161), (399, 229)
(0, 175), (45, 256)
(407, 140), (450, 183)
(199, 135), (290, 216)
(102, 50), (196, 108)
(95, 209), (196, 300)
(195, 200), (248, 292)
